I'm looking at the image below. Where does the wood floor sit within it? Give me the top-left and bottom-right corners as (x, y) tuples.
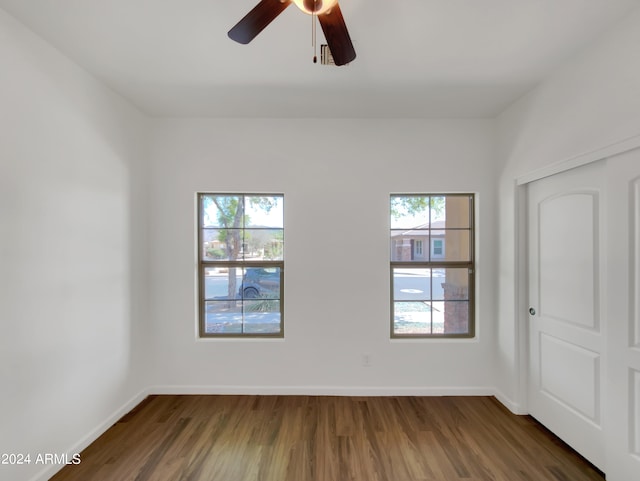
(51, 395), (604, 481)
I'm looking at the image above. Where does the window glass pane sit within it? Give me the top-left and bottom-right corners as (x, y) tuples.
(204, 301), (243, 334)
(201, 195), (243, 228)
(204, 300), (281, 335)
(441, 230), (471, 262)
(432, 268), (468, 300)
(443, 195), (471, 228)
(442, 301), (469, 334)
(393, 268), (431, 300)
(204, 267), (242, 300)
(431, 301), (445, 333)
(243, 229), (284, 260)
(202, 229), (218, 260)
(390, 231), (430, 262)
(201, 228), (244, 261)
(245, 196), (284, 228)
(239, 267), (281, 300)
(393, 301), (433, 335)
(390, 196), (430, 228)
(429, 196), (446, 225)
(394, 300), (467, 336)
(243, 300), (281, 334)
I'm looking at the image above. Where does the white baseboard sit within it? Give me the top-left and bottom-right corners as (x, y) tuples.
(30, 388), (151, 481)
(493, 389), (526, 415)
(148, 384), (496, 397)
(150, 384), (529, 415)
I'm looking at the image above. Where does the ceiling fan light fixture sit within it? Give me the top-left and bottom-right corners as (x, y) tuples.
(228, 0), (355, 66)
(292, 0), (338, 15)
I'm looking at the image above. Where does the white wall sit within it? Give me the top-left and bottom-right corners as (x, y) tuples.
(147, 118), (499, 395)
(0, 9), (149, 481)
(0, 6), (500, 478)
(494, 7), (640, 409)
(8, 0), (639, 477)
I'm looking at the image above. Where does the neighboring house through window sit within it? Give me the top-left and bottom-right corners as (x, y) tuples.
(198, 193), (284, 337)
(390, 194), (475, 338)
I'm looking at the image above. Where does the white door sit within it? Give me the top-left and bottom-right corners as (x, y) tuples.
(528, 160), (606, 470)
(603, 148), (640, 481)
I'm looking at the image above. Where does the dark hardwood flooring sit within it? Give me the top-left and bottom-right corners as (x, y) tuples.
(51, 395), (605, 481)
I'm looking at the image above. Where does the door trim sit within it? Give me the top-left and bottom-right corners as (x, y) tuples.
(514, 134), (640, 414)
(516, 133), (640, 186)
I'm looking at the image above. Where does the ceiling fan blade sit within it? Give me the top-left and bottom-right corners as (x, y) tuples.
(228, 0), (293, 44)
(318, 4), (356, 66)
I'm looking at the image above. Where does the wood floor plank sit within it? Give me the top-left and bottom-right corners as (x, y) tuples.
(50, 395), (605, 481)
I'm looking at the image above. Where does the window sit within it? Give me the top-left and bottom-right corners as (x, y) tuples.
(390, 194), (474, 338)
(198, 194), (284, 337)
(431, 238), (444, 258)
(414, 240), (423, 257)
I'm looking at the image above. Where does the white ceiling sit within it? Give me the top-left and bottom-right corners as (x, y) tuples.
(1, 0), (639, 118)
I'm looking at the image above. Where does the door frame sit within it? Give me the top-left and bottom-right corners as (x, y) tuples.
(513, 133), (640, 415)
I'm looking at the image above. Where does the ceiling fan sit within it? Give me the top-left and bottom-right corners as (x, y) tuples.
(228, 0), (356, 66)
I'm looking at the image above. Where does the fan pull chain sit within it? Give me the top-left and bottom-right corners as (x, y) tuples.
(312, 0), (317, 63)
